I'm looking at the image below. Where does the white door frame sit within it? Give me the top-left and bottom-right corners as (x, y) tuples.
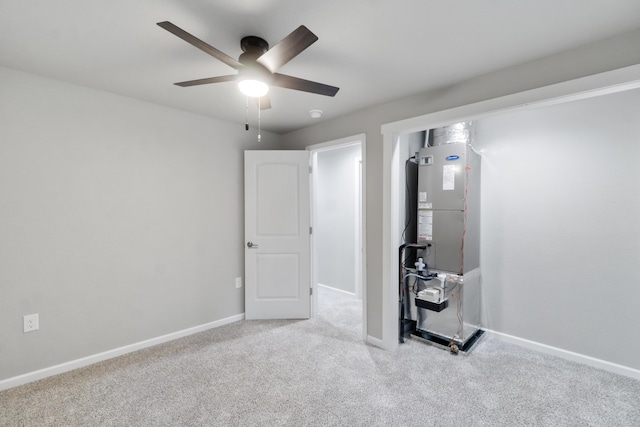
(380, 65), (640, 351)
(307, 134), (367, 341)
(354, 157), (363, 300)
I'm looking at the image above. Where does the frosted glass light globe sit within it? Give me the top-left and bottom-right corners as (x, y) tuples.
(238, 80), (269, 97)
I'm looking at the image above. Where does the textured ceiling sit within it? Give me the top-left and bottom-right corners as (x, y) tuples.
(2, 0), (640, 133)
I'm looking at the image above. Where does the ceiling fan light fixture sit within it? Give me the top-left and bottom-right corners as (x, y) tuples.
(238, 79), (269, 97)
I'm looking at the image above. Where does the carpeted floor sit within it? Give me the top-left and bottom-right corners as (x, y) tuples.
(1, 286), (639, 426)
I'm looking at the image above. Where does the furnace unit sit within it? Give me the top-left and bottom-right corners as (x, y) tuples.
(401, 122), (483, 353)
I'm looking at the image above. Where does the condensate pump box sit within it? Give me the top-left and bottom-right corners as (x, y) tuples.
(417, 288), (440, 303)
(415, 297), (448, 313)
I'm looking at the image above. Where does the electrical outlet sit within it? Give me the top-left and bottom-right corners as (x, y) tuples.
(235, 277), (242, 288)
(23, 313), (39, 333)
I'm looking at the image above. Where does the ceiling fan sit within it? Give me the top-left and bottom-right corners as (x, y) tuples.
(157, 21), (340, 109)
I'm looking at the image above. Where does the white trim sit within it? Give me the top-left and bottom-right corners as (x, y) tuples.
(366, 335), (385, 349)
(381, 64), (640, 135)
(305, 133), (364, 152)
(360, 139), (368, 343)
(486, 329), (640, 381)
(380, 65), (640, 364)
(381, 131), (401, 351)
(318, 283), (356, 296)
(354, 157), (363, 300)
(0, 314), (244, 392)
(309, 151), (319, 318)
(307, 134), (367, 342)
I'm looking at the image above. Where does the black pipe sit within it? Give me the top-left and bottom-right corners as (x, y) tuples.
(398, 243), (427, 343)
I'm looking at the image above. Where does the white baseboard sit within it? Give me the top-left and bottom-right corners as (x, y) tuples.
(486, 329), (640, 381)
(318, 283), (356, 296)
(0, 313), (245, 392)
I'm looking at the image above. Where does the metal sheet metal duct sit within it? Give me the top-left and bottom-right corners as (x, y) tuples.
(432, 121), (474, 146)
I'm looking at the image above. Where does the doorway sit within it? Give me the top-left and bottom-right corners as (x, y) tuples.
(308, 134), (366, 339)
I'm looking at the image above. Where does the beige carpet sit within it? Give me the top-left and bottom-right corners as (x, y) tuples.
(1, 286), (639, 426)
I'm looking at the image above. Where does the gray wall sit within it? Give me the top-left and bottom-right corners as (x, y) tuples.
(477, 88), (640, 370)
(316, 145), (361, 293)
(281, 28), (640, 345)
(0, 67), (280, 380)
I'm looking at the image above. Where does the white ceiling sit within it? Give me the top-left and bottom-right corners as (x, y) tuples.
(2, 0), (640, 134)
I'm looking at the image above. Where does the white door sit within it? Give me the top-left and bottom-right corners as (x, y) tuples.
(244, 150), (310, 319)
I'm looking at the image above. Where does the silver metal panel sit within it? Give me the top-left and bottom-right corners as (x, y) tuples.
(417, 144), (466, 211)
(417, 209), (462, 273)
(432, 210), (464, 274)
(417, 142), (481, 275)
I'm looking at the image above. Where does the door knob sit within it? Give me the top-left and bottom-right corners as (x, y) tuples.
(247, 241), (259, 248)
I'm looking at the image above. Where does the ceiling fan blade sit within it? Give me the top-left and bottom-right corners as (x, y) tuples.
(272, 73), (339, 97)
(256, 25), (318, 73)
(157, 21), (243, 70)
(254, 95), (271, 110)
(175, 75), (237, 87)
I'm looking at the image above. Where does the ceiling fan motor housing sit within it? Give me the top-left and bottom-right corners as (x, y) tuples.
(238, 37), (273, 83)
(240, 36), (269, 55)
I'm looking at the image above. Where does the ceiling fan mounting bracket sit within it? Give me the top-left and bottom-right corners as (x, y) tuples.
(240, 36), (269, 55)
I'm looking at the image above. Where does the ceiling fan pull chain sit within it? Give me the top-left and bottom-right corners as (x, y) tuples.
(258, 97), (262, 143)
(245, 96), (249, 131)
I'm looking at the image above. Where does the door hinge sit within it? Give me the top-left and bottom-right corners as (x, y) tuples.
(309, 226), (313, 235)
(309, 165), (313, 174)
(310, 287), (313, 296)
